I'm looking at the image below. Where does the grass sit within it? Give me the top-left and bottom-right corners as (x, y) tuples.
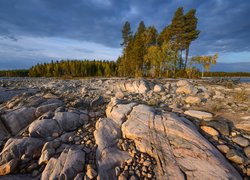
(234, 89), (248, 102)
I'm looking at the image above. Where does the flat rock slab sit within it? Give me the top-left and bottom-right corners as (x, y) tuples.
(184, 110), (213, 120)
(107, 102), (242, 180)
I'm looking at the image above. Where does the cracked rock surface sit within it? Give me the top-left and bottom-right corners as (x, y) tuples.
(0, 77), (249, 179)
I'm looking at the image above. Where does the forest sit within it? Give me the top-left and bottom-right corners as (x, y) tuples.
(0, 7), (249, 78)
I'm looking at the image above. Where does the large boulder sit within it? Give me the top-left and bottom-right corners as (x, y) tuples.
(41, 147), (85, 180)
(176, 84), (198, 95)
(0, 137), (44, 175)
(0, 119), (10, 144)
(176, 80), (190, 87)
(107, 102), (241, 180)
(54, 112), (86, 131)
(94, 118), (131, 179)
(39, 140), (61, 165)
(28, 119), (62, 139)
(35, 103), (63, 117)
(1, 107), (36, 135)
(117, 80), (150, 94)
(185, 96), (201, 104)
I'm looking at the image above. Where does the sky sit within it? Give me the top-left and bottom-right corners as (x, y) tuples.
(0, 0), (250, 70)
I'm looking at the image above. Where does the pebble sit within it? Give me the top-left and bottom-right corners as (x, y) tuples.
(86, 164), (97, 179)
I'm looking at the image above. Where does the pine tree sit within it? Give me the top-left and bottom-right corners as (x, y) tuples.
(133, 21), (146, 77)
(121, 21), (132, 47)
(170, 7), (185, 70)
(183, 9), (200, 70)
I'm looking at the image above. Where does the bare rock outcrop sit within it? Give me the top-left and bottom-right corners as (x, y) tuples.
(94, 118), (131, 179)
(41, 147), (85, 180)
(1, 107), (36, 135)
(107, 100), (242, 180)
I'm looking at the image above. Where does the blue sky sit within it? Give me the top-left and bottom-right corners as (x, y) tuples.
(0, 0), (250, 69)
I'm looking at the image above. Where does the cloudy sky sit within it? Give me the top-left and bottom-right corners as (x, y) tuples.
(0, 0), (250, 69)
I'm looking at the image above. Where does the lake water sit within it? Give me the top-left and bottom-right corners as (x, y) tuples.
(207, 77), (250, 83)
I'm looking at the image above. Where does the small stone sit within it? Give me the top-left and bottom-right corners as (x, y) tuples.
(232, 136), (249, 147)
(86, 164), (97, 179)
(226, 149), (245, 164)
(231, 132), (237, 137)
(27, 162), (38, 172)
(217, 145), (230, 154)
(115, 91), (125, 99)
(153, 84), (163, 92)
(185, 96), (201, 104)
(244, 146), (250, 158)
(32, 170), (40, 177)
(247, 167), (250, 176)
(184, 110), (213, 120)
(0, 159), (18, 175)
(86, 140), (92, 145)
(68, 136), (74, 142)
(129, 175), (138, 180)
(147, 173), (153, 178)
(118, 172), (128, 180)
(201, 126), (219, 136)
(52, 132), (59, 138)
(115, 166), (121, 176)
(74, 172), (85, 180)
(143, 160), (151, 167)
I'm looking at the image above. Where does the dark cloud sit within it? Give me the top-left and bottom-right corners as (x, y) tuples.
(0, 0), (249, 60)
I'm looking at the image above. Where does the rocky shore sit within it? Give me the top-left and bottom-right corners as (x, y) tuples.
(0, 77), (249, 179)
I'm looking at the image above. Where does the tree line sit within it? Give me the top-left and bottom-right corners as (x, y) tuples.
(0, 70), (29, 77)
(28, 60), (117, 77)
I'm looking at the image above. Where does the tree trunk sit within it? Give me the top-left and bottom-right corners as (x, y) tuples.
(184, 47), (189, 70)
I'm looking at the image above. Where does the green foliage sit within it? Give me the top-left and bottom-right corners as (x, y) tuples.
(29, 60), (117, 77)
(118, 7), (200, 78)
(0, 69), (29, 77)
(191, 53), (218, 77)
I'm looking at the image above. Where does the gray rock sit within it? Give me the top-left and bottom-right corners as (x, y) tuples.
(205, 120), (230, 136)
(232, 136), (249, 147)
(184, 110), (213, 120)
(0, 137), (44, 175)
(176, 80), (190, 87)
(94, 117), (131, 179)
(39, 141), (60, 165)
(153, 84), (163, 93)
(185, 96), (201, 104)
(244, 146), (250, 159)
(35, 103), (63, 117)
(108, 102), (242, 179)
(29, 119), (61, 139)
(90, 96), (104, 107)
(54, 112), (84, 131)
(41, 147), (85, 180)
(1, 107), (36, 135)
(226, 149), (245, 164)
(176, 84), (198, 95)
(0, 119), (10, 144)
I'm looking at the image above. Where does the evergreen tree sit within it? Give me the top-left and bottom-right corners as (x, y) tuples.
(183, 9), (200, 70)
(121, 21), (132, 47)
(133, 21), (146, 77)
(170, 7), (186, 70)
